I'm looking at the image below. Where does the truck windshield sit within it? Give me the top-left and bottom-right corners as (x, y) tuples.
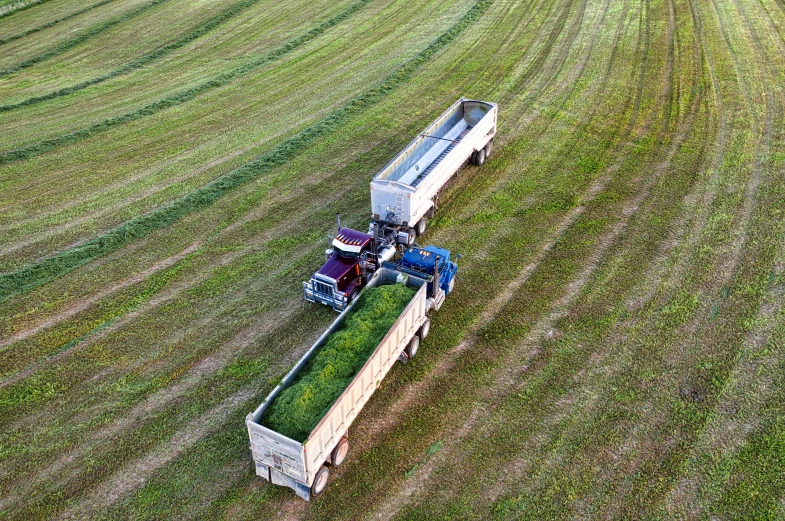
(335, 247), (359, 259)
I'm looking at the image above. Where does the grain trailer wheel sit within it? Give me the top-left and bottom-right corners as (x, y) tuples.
(311, 465), (330, 497)
(470, 150), (478, 165)
(416, 218), (428, 236)
(419, 317), (431, 339)
(406, 335), (421, 359)
(475, 148), (486, 166)
(484, 139), (493, 158)
(331, 438), (350, 467)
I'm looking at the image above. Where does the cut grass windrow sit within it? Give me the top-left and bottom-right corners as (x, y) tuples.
(0, 0), (493, 304)
(0, 0), (118, 46)
(0, 0), (52, 19)
(0, 0), (173, 78)
(0, 0), (271, 113)
(0, 0), (376, 161)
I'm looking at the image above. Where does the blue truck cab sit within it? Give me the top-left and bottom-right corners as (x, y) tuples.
(398, 245), (459, 296)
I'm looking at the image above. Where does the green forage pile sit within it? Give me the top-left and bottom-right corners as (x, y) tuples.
(262, 284), (416, 441)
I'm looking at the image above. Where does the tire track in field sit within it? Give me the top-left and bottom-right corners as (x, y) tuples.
(0, 250), (313, 515)
(367, 0), (693, 514)
(526, 4), (723, 514)
(0, 0), (118, 45)
(607, 0), (777, 512)
(0, 0), (174, 78)
(0, 240), (202, 351)
(55, 388), (255, 520)
(360, 0), (629, 457)
(659, 0), (782, 513)
(0, 0), (297, 113)
(428, 0), (615, 237)
(0, 0), (494, 304)
(0, 298), (300, 515)
(442, 0), (634, 229)
(663, 247), (785, 517)
(380, 23), (697, 514)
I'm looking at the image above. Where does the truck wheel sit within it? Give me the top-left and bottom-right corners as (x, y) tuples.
(484, 139), (493, 158)
(311, 465), (330, 497)
(419, 317), (431, 339)
(348, 287), (360, 304)
(416, 218), (427, 236)
(475, 148), (486, 166)
(331, 438), (349, 467)
(406, 335), (420, 358)
(470, 150), (478, 165)
(406, 229), (416, 246)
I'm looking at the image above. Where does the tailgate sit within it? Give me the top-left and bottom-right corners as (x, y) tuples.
(246, 418), (306, 483)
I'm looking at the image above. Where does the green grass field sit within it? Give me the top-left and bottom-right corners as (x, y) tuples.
(1, 0), (784, 518)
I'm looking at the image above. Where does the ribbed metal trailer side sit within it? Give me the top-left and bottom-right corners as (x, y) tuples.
(246, 269), (428, 500)
(370, 98), (497, 231)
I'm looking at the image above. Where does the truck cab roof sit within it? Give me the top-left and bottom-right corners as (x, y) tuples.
(332, 228), (372, 253)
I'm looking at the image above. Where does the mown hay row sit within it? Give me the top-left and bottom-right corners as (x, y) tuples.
(0, 0), (375, 160)
(0, 0), (119, 46)
(0, 0), (53, 19)
(262, 284), (416, 441)
(0, 0), (271, 113)
(0, 0), (174, 78)
(0, 0), (493, 303)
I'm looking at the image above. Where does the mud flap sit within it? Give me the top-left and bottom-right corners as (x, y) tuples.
(271, 468), (311, 501)
(255, 461), (271, 482)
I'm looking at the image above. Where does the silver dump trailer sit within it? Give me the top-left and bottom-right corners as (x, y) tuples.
(370, 98), (497, 239)
(246, 268), (437, 500)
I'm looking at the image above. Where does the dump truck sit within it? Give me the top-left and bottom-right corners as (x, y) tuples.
(303, 98), (496, 311)
(246, 251), (457, 500)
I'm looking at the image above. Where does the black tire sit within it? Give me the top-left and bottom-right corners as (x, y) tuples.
(348, 287), (360, 304)
(311, 465), (329, 497)
(406, 335), (421, 358)
(484, 139), (493, 158)
(407, 229), (416, 246)
(419, 317), (431, 339)
(475, 148), (486, 166)
(331, 438), (349, 467)
(416, 218), (428, 236)
(470, 150), (478, 165)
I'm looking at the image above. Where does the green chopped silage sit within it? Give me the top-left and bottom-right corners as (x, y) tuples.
(262, 283), (417, 442)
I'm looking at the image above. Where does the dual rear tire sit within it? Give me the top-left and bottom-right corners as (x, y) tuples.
(405, 318), (431, 359)
(311, 437), (350, 497)
(471, 140), (493, 166)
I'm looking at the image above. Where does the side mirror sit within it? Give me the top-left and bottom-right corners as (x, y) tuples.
(325, 249), (333, 262)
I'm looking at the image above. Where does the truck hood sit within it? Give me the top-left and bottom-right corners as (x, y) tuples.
(317, 254), (357, 282)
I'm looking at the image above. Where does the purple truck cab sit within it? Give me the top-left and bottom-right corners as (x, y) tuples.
(303, 228), (373, 311)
